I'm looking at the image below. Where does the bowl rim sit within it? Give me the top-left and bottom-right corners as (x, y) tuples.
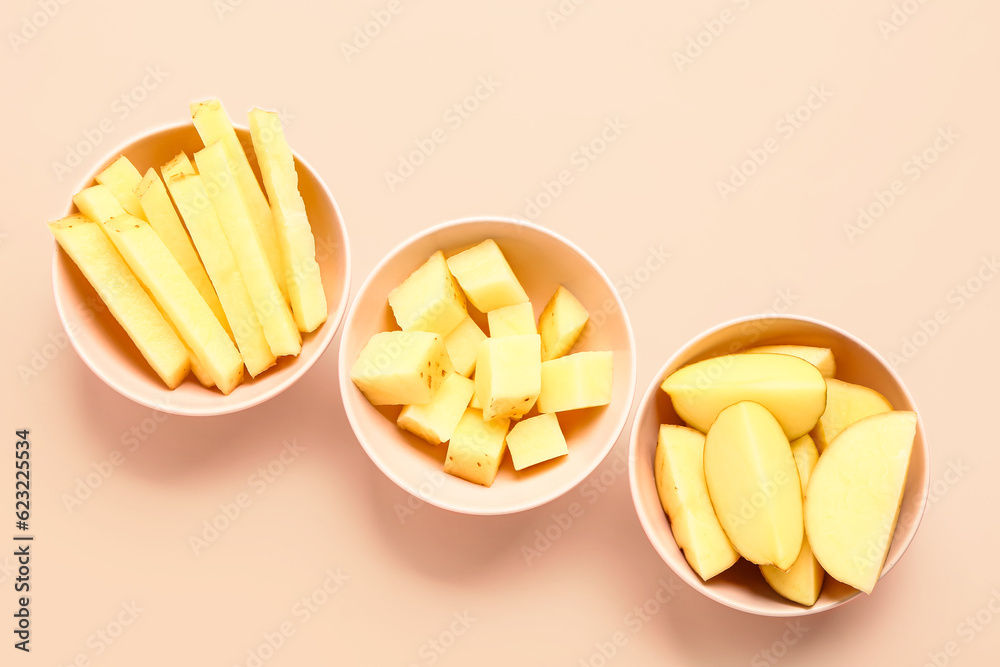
(627, 312), (930, 616)
(51, 119), (352, 416)
(338, 215), (637, 515)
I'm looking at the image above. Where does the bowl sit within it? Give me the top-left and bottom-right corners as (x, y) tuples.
(628, 314), (929, 616)
(338, 217), (636, 515)
(51, 122), (351, 416)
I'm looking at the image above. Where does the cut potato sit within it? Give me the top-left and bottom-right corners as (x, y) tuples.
(167, 174), (276, 377)
(746, 345), (836, 378)
(760, 434), (825, 606)
(73, 184), (126, 223)
(388, 250), (467, 336)
(537, 351), (612, 413)
(194, 140), (301, 358)
(539, 285), (589, 361)
(350, 331), (453, 406)
(48, 215), (190, 388)
(95, 156), (145, 219)
(804, 411), (917, 594)
(704, 401), (803, 570)
(248, 108), (327, 333)
(446, 239), (528, 312)
(397, 372), (475, 445)
(73, 183), (214, 387)
(100, 214), (244, 394)
(813, 378), (893, 451)
(655, 425), (740, 580)
(162, 152), (196, 181)
(191, 99), (287, 301)
(661, 353), (827, 440)
(444, 408), (509, 487)
(505, 413), (567, 471)
(137, 167), (231, 340)
(443, 315), (486, 378)
(474, 334), (541, 421)
(487, 302), (535, 337)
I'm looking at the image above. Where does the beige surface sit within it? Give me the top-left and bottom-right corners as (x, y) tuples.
(2, 0), (999, 664)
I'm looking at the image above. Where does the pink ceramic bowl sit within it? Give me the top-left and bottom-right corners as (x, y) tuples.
(51, 122), (351, 416)
(628, 315), (929, 616)
(338, 217), (636, 515)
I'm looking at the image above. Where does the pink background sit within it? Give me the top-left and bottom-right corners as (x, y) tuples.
(3, 0), (999, 665)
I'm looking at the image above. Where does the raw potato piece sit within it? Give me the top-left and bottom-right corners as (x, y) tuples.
(388, 251), (467, 336)
(760, 434), (825, 606)
(747, 345), (836, 378)
(813, 378), (893, 451)
(538, 285), (589, 361)
(136, 168), (232, 339)
(804, 411), (917, 594)
(446, 239), (529, 312)
(474, 334), (541, 421)
(397, 373), (475, 445)
(73, 184), (214, 387)
(443, 316), (486, 378)
(505, 413), (568, 471)
(660, 353), (827, 440)
(704, 401), (803, 571)
(350, 331), (454, 406)
(195, 141), (302, 358)
(100, 214), (244, 394)
(191, 99), (287, 301)
(48, 215), (190, 388)
(444, 409), (509, 487)
(654, 425), (739, 581)
(248, 108), (328, 333)
(537, 351), (612, 413)
(168, 174), (276, 377)
(162, 152), (196, 181)
(95, 156), (145, 219)
(487, 302), (535, 337)
(73, 184), (126, 223)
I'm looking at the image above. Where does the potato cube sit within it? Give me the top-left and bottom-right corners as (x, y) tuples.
(444, 408), (509, 487)
(474, 334), (541, 421)
(443, 315), (486, 377)
(539, 285), (589, 361)
(446, 239), (528, 312)
(95, 156), (145, 219)
(388, 251), (467, 336)
(506, 413), (568, 471)
(351, 331), (454, 405)
(537, 351), (613, 413)
(397, 372), (475, 444)
(487, 302), (535, 337)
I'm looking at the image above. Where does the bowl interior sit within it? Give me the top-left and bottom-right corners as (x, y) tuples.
(339, 218), (636, 515)
(52, 123), (351, 415)
(629, 315), (929, 616)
